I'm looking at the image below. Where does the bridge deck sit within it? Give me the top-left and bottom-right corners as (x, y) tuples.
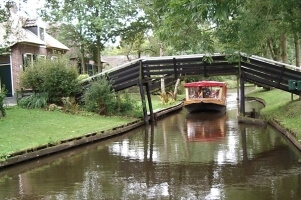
(82, 53), (301, 95)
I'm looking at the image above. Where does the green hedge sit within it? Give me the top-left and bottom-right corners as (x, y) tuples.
(0, 86), (6, 117)
(20, 56), (80, 104)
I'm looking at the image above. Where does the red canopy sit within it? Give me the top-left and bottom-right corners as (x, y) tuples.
(184, 81), (226, 88)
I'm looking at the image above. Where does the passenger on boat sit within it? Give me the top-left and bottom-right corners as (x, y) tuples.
(203, 87), (211, 98)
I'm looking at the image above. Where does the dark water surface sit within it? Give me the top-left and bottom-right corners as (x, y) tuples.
(1, 90), (301, 199)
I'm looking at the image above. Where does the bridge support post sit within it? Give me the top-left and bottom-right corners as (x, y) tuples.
(240, 73), (245, 116)
(236, 75), (240, 101)
(145, 82), (154, 122)
(138, 81), (148, 124)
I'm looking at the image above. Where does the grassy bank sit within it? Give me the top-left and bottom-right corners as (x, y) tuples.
(0, 93), (184, 159)
(247, 88), (301, 141)
(0, 107), (136, 159)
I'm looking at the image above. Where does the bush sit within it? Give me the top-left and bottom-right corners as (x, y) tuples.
(20, 56), (80, 104)
(77, 74), (90, 81)
(19, 58), (47, 91)
(84, 78), (141, 117)
(18, 93), (48, 109)
(116, 92), (142, 118)
(61, 97), (79, 114)
(0, 86), (7, 117)
(84, 77), (116, 115)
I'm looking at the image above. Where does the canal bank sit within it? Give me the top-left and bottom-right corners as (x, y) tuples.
(244, 89), (301, 152)
(0, 103), (184, 169)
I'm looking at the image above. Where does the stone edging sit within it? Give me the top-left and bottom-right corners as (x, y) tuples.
(0, 102), (184, 169)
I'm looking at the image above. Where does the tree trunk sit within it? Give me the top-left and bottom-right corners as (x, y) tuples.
(161, 78), (165, 93)
(267, 38), (280, 61)
(80, 44), (85, 74)
(173, 78), (181, 100)
(96, 36), (102, 73)
(280, 33), (288, 63)
(294, 33), (300, 67)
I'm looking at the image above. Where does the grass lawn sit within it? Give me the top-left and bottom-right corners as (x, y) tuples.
(247, 88), (301, 140)
(0, 106), (137, 159)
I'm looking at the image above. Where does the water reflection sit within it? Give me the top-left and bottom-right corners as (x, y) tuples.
(186, 112), (227, 142)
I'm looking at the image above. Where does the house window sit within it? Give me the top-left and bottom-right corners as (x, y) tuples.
(37, 55), (46, 60)
(51, 56), (58, 61)
(23, 53), (34, 69)
(39, 27), (45, 41)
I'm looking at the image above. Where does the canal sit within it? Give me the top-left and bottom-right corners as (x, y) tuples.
(1, 90), (301, 199)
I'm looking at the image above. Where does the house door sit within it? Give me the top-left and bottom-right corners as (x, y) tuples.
(0, 65), (13, 97)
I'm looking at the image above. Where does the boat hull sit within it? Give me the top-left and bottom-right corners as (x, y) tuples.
(184, 102), (226, 113)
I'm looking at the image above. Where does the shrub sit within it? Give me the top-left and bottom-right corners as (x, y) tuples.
(61, 97), (79, 114)
(19, 58), (47, 91)
(18, 93), (48, 109)
(43, 59), (80, 103)
(116, 92), (135, 113)
(20, 56), (80, 104)
(84, 77), (116, 115)
(77, 74), (90, 81)
(116, 92), (142, 118)
(84, 78), (142, 117)
(0, 86), (7, 117)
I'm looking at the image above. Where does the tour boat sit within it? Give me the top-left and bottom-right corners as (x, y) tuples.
(184, 81), (227, 113)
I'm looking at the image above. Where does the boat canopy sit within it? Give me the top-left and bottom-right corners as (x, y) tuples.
(184, 81), (226, 88)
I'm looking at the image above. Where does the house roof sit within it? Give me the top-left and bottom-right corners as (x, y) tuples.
(0, 13), (69, 51)
(45, 33), (69, 51)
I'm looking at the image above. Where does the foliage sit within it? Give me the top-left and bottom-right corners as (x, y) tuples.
(61, 97), (79, 114)
(18, 93), (48, 109)
(19, 58), (47, 91)
(0, 1), (13, 53)
(84, 78), (142, 117)
(43, 59), (79, 103)
(116, 92), (142, 118)
(77, 74), (90, 81)
(20, 57), (80, 104)
(84, 77), (116, 115)
(41, 0), (138, 72)
(0, 86), (7, 117)
(159, 91), (175, 105)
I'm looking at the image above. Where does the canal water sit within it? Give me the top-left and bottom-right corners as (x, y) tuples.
(1, 90), (301, 200)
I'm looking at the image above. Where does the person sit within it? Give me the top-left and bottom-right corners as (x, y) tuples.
(203, 87), (211, 98)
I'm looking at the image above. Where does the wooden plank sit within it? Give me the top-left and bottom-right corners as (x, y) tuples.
(113, 79), (139, 91)
(244, 73), (288, 91)
(243, 68), (281, 82)
(143, 59), (174, 65)
(111, 72), (140, 85)
(109, 65), (140, 79)
(241, 61), (282, 75)
(143, 64), (174, 71)
(143, 71), (175, 76)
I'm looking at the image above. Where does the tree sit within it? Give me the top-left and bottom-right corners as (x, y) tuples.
(0, 1), (13, 53)
(41, 0), (138, 73)
(143, 0), (301, 64)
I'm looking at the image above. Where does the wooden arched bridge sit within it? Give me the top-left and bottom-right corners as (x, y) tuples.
(81, 53), (301, 121)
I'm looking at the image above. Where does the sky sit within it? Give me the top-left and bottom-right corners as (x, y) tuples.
(9, 0), (45, 18)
